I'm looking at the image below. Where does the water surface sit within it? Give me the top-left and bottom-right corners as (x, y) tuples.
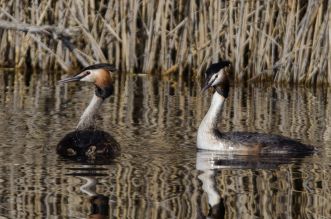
(0, 70), (330, 218)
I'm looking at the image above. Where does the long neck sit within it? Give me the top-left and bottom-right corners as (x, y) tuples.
(197, 91), (226, 150)
(77, 94), (104, 130)
(201, 91), (226, 130)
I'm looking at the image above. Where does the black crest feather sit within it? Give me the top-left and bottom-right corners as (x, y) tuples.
(205, 60), (231, 78)
(82, 63), (117, 72)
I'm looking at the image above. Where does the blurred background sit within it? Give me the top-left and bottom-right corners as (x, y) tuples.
(0, 0), (329, 85)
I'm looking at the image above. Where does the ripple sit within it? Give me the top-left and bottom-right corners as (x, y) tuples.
(0, 73), (330, 218)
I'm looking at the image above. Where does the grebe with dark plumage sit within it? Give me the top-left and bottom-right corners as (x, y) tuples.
(57, 64), (120, 159)
(197, 61), (316, 155)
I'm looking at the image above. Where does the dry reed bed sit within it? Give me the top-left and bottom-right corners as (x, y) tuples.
(0, 0), (330, 85)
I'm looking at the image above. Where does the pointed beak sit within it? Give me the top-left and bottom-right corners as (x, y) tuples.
(58, 71), (89, 84)
(201, 76), (215, 94)
(201, 83), (211, 94)
(58, 76), (81, 84)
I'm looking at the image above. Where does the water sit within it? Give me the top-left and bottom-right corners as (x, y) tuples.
(0, 70), (330, 219)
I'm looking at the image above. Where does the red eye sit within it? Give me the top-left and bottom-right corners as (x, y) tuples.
(83, 71), (91, 77)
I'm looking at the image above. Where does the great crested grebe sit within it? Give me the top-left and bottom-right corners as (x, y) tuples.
(197, 61), (316, 155)
(57, 63), (120, 159)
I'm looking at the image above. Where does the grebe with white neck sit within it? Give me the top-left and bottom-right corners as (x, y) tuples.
(57, 64), (120, 159)
(197, 61), (316, 155)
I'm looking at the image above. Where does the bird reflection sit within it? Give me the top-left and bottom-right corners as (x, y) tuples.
(67, 168), (111, 219)
(79, 176), (109, 219)
(196, 151), (310, 219)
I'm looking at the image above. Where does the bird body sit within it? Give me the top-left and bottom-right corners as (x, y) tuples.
(197, 61), (316, 155)
(57, 129), (119, 159)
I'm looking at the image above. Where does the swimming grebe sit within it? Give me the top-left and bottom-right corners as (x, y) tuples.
(197, 61), (315, 155)
(57, 64), (120, 159)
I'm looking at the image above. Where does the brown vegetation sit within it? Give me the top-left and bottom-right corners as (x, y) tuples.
(0, 0), (330, 85)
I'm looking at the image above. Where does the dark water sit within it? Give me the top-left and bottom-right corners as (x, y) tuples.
(0, 70), (330, 219)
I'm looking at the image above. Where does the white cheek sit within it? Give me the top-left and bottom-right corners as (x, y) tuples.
(211, 76), (222, 86)
(81, 73), (96, 82)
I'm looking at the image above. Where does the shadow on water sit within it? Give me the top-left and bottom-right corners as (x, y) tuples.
(0, 69), (331, 218)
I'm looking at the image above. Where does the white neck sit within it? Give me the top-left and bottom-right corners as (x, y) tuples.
(202, 92), (225, 129)
(77, 94), (104, 130)
(197, 92), (226, 150)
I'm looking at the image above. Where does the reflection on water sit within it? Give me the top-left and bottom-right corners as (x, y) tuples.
(0, 69), (330, 218)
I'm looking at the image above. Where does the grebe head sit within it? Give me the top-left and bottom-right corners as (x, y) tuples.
(202, 60), (231, 98)
(59, 63), (117, 99)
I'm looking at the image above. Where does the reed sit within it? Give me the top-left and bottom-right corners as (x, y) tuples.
(0, 0), (329, 85)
